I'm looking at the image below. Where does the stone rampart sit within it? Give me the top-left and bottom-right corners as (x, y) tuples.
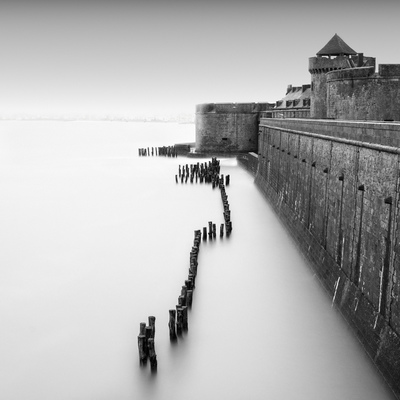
(256, 117), (400, 399)
(309, 56), (353, 119)
(327, 65), (400, 121)
(195, 103), (270, 153)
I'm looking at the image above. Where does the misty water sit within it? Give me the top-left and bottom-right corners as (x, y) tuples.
(0, 121), (395, 400)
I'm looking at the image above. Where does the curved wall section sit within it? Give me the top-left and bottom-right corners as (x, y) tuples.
(327, 65), (400, 121)
(195, 103), (270, 153)
(309, 56), (352, 119)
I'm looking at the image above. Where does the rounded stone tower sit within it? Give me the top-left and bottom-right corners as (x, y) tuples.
(309, 34), (358, 119)
(195, 102), (271, 153)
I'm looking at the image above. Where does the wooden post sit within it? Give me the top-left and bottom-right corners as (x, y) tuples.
(148, 316), (156, 339)
(182, 306), (188, 331)
(148, 338), (157, 372)
(189, 273), (195, 288)
(176, 306), (183, 335)
(138, 335), (147, 365)
(187, 289), (193, 307)
(178, 294), (186, 307)
(220, 223), (224, 237)
(169, 309), (177, 340)
(181, 286), (188, 304)
(137, 322), (147, 364)
(203, 227), (207, 241)
(145, 326), (152, 357)
(139, 322), (146, 336)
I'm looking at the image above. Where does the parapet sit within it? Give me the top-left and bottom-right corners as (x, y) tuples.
(309, 56), (353, 73)
(196, 102), (272, 114)
(327, 66), (375, 81)
(379, 64), (400, 77)
(309, 55), (376, 74)
(326, 63), (400, 121)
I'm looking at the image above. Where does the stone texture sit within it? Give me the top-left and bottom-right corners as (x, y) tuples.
(195, 103), (270, 153)
(257, 118), (400, 399)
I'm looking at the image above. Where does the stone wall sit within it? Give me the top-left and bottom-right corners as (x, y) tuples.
(195, 103), (270, 153)
(237, 152), (258, 176)
(327, 65), (400, 121)
(309, 56), (353, 119)
(256, 117), (400, 399)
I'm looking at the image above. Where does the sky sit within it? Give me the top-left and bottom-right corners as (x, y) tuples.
(0, 0), (399, 118)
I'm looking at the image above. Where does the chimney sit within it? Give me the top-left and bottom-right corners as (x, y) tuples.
(286, 84), (292, 94)
(357, 53), (364, 67)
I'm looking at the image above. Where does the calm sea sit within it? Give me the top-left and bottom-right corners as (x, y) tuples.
(0, 121), (395, 399)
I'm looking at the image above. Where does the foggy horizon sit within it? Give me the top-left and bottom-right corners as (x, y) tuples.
(0, 0), (399, 118)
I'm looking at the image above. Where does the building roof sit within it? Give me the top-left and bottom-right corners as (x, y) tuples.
(275, 85), (310, 108)
(316, 34), (357, 56)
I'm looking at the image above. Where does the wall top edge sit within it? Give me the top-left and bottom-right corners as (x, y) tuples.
(259, 118), (400, 130)
(196, 102), (272, 114)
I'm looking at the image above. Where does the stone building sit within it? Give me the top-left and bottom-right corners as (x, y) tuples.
(265, 84), (311, 118)
(195, 102), (272, 153)
(309, 33), (400, 121)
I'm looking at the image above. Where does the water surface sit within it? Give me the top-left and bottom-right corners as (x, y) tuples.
(0, 121), (395, 399)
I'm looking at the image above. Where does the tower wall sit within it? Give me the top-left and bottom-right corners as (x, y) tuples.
(309, 56), (353, 118)
(195, 103), (270, 153)
(327, 65), (400, 121)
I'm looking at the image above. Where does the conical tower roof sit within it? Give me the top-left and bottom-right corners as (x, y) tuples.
(316, 34), (357, 56)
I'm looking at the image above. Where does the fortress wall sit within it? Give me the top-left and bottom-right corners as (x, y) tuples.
(195, 103), (270, 153)
(256, 118), (400, 398)
(309, 56), (353, 119)
(310, 72), (328, 118)
(327, 65), (400, 121)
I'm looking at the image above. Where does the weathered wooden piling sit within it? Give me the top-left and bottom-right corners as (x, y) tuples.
(182, 306), (188, 330)
(176, 307), (183, 335)
(139, 322), (146, 336)
(203, 227), (207, 240)
(138, 322), (147, 364)
(148, 338), (157, 372)
(186, 289), (193, 307)
(148, 316), (156, 339)
(138, 334), (147, 364)
(169, 309), (177, 340)
(226, 175), (230, 185)
(220, 223), (224, 237)
(188, 273), (195, 289)
(190, 262), (197, 276)
(145, 326), (152, 356)
(178, 294), (186, 307)
(181, 286), (188, 303)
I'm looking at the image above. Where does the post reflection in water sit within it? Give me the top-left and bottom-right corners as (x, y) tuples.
(0, 121), (396, 400)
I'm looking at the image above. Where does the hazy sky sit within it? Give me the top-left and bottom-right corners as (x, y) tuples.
(0, 0), (399, 117)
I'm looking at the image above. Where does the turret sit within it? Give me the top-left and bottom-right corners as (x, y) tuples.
(309, 34), (358, 118)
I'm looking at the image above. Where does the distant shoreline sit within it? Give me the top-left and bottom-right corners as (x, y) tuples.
(0, 118), (195, 124)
